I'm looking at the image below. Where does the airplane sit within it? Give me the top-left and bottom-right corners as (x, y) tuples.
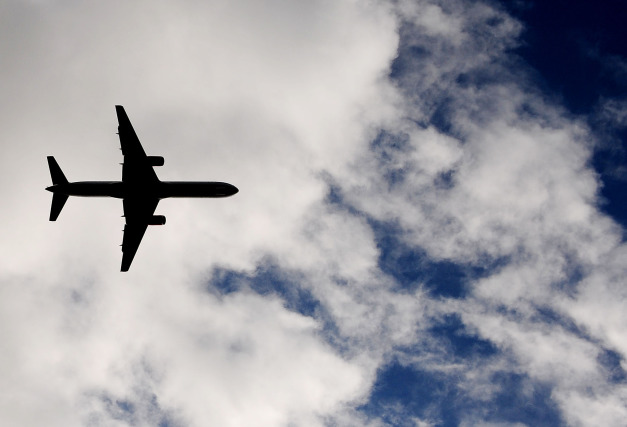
(46, 105), (238, 272)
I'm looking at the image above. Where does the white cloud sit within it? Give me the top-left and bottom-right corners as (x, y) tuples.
(328, 0), (627, 424)
(0, 274), (368, 426)
(0, 0), (397, 425)
(2, 0), (627, 425)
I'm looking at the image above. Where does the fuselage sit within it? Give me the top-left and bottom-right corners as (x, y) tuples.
(46, 181), (239, 199)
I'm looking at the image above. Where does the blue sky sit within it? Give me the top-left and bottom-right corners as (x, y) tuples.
(360, 2), (627, 425)
(358, 2), (627, 424)
(502, 0), (627, 225)
(1, 0), (626, 426)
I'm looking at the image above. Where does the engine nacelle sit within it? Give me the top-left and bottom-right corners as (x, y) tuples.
(147, 156), (164, 166)
(148, 215), (166, 225)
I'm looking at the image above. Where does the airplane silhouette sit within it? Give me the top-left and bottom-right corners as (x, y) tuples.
(46, 105), (238, 271)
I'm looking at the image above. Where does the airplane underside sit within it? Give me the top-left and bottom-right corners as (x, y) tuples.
(46, 105), (238, 271)
(48, 181), (238, 199)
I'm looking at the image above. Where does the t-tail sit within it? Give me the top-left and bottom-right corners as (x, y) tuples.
(46, 156), (69, 221)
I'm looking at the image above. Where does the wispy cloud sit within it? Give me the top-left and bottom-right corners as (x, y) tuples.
(1, 0), (626, 426)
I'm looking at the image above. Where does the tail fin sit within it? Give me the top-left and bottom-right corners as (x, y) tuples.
(47, 156), (68, 185)
(47, 156), (68, 221)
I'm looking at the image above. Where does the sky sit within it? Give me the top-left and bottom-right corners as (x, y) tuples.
(1, 0), (626, 426)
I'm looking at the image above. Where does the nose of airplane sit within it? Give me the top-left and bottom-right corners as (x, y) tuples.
(46, 186), (54, 192)
(228, 184), (239, 196)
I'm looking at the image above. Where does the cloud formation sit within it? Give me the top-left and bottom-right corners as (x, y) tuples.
(1, 0), (627, 426)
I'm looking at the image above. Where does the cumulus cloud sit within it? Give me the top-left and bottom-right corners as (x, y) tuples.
(324, 0), (627, 424)
(2, 0), (627, 426)
(1, 0), (398, 425)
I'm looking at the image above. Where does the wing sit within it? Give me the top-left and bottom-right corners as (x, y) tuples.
(120, 197), (160, 272)
(115, 105), (159, 184)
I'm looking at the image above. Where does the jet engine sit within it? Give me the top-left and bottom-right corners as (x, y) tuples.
(148, 215), (166, 225)
(147, 156), (164, 166)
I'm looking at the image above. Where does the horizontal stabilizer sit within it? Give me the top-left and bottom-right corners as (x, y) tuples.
(47, 156), (68, 185)
(49, 193), (68, 221)
(121, 252), (133, 272)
